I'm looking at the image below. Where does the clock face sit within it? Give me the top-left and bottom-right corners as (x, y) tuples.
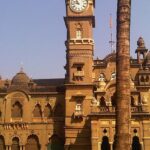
(70, 0), (88, 12)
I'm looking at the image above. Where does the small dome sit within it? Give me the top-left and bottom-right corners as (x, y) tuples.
(11, 70), (30, 86)
(137, 37), (145, 48)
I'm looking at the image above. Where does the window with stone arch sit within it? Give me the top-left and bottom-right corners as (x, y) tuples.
(43, 103), (52, 118)
(0, 135), (5, 150)
(140, 76), (144, 82)
(11, 101), (23, 118)
(76, 23), (83, 39)
(25, 135), (40, 150)
(11, 137), (20, 150)
(100, 96), (106, 106)
(146, 75), (149, 82)
(0, 111), (2, 119)
(131, 96), (135, 106)
(111, 93), (116, 106)
(33, 104), (42, 118)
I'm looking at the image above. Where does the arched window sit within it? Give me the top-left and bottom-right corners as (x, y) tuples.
(48, 135), (64, 150)
(100, 97), (106, 106)
(111, 93), (116, 106)
(132, 136), (141, 150)
(101, 136), (110, 150)
(76, 29), (82, 39)
(76, 23), (82, 39)
(131, 96), (135, 106)
(25, 135), (40, 150)
(12, 101), (22, 118)
(33, 104), (42, 118)
(11, 137), (19, 150)
(140, 76), (144, 82)
(146, 75), (149, 82)
(111, 72), (116, 80)
(43, 104), (52, 118)
(0, 111), (2, 118)
(0, 136), (5, 150)
(54, 104), (63, 117)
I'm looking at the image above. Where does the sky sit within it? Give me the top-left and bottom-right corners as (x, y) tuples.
(0, 0), (150, 79)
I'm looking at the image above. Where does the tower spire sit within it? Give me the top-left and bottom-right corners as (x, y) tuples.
(109, 13), (115, 53)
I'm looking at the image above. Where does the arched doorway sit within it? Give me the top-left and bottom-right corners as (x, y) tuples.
(0, 136), (5, 150)
(47, 135), (64, 150)
(132, 136), (141, 150)
(25, 135), (40, 150)
(12, 137), (20, 150)
(101, 136), (110, 150)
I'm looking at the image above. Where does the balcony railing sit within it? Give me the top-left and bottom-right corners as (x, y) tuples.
(11, 117), (22, 122)
(91, 106), (143, 114)
(73, 71), (84, 77)
(74, 110), (83, 118)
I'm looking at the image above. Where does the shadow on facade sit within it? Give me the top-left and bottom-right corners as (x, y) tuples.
(67, 119), (91, 150)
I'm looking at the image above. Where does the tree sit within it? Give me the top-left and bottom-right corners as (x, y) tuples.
(115, 0), (131, 149)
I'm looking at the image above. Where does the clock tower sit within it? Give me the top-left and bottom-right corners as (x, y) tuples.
(64, 0), (95, 149)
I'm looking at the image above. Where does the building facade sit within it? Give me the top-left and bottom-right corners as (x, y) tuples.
(0, 0), (150, 150)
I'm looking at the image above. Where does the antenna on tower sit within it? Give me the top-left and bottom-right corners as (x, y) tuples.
(109, 14), (115, 53)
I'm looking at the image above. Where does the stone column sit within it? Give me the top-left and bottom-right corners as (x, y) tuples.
(91, 120), (98, 150)
(110, 142), (113, 150)
(6, 145), (9, 150)
(115, 0), (131, 150)
(8, 145), (11, 150)
(41, 145), (46, 150)
(20, 145), (26, 150)
(140, 142), (144, 150)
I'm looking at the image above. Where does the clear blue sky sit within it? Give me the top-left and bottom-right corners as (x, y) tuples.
(0, 0), (150, 79)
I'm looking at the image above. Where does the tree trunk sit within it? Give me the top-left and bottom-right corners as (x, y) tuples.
(115, 0), (131, 150)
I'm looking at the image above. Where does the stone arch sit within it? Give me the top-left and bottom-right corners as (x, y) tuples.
(54, 104), (63, 117)
(48, 134), (64, 150)
(11, 101), (23, 118)
(33, 104), (42, 118)
(0, 135), (6, 150)
(25, 134), (40, 150)
(100, 97), (106, 106)
(132, 136), (141, 150)
(101, 136), (110, 150)
(11, 137), (20, 150)
(43, 103), (52, 118)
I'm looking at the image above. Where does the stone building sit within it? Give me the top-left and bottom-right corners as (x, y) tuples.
(0, 0), (150, 150)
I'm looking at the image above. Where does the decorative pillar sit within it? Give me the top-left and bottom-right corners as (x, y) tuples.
(6, 145), (9, 150)
(140, 142), (144, 150)
(20, 145), (26, 150)
(91, 120), (98, 150)
(110, 142), (113, 150)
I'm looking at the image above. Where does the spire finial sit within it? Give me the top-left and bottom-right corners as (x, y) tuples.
(109, 13), (115, 53)
(20, 62), (24, 72)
